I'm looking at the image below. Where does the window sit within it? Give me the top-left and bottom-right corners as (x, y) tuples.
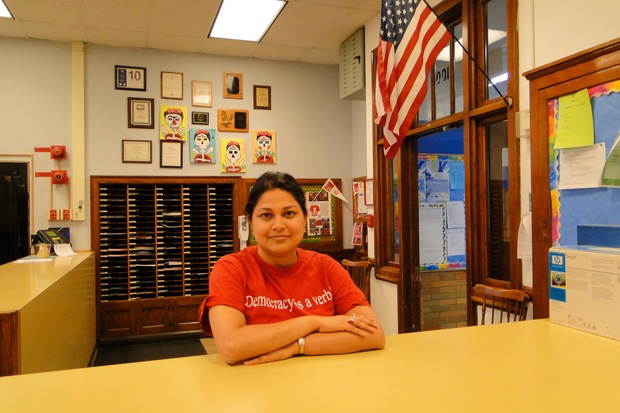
(373, 0), (520, 331)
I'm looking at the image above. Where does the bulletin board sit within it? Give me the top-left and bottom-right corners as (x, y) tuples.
(549, 81), (620, 246)
(418, 154), (466, 270)
(243, 178), (343, 250)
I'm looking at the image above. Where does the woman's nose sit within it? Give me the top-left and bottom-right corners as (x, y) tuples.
(271, 216), (285, 229)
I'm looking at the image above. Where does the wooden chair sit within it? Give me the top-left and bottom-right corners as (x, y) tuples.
(472, 284), (530, 325)
(342, 259), (372, 302)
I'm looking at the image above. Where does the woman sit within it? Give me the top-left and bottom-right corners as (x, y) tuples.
(199, 171), (385, 365)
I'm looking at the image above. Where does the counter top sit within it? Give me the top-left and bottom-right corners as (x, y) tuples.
(0, 252), (93, 312)
(0, 319), (619, 412)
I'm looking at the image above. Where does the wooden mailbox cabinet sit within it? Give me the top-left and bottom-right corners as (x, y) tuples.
(90, 176), (242, 340)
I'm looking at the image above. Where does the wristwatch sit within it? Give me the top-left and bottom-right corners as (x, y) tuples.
(298, 337), (305, 355)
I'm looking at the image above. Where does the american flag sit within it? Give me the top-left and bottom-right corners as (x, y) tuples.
(374, 0), (452, 159)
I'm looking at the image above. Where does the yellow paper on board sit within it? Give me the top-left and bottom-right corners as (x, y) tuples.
(554, 89), (594, 149)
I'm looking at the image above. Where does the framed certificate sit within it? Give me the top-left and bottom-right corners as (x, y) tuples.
(253, 85), (271, 110)
(161, 71), (183, 100)
(122, 140), (152, 163)
(127, 97), (154, 128)
(192, 81), (212, 107)
(160, 140), (183, 168)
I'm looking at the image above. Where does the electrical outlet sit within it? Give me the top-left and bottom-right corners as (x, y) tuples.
(48, 209), (60, 220)
(62, 209), (72, 220)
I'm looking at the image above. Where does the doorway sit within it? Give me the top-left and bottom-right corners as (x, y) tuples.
(0, 162), (30, 265)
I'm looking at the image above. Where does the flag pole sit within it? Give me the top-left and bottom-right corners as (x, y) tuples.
(423, 0), (512, 108)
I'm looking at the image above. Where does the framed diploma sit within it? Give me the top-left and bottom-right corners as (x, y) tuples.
(160, 140), (183, 168)
(253, 85), (271, 110)
(127, 97), (154, 128)
(122, 140), (152, 163)
(161, 71), (183, 100)
(192, 80), (212, 107)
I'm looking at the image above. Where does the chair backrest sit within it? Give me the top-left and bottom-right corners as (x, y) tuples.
(472, 284), (530, 325)
(342, 259), (372, 302)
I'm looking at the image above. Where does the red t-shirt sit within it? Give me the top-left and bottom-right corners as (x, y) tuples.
(198, 246), (368, 335)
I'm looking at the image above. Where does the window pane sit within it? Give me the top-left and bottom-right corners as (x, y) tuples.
(389, 157), (400, 263)
(435, 59), (451, 119)
(453, 23), (464, 113)
(418, 73), (432, 124)
(485, 0), (507, 100)
(486, 120), (509, 280)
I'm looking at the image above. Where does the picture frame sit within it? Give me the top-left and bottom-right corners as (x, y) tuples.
(160, 140), (183, 168)
(253, 85), (271, 110)
(127, 97), (154, 129)
(223, 73), (243, 99)
(115, 65), (146, 91)
(364, 178), (374, 205)
(217, 109), (249, 132)
(122, 139), (152, 163)
(192, 111), (209, 125)
(161, 71), (183, 100)
(192, 80), (212, 107)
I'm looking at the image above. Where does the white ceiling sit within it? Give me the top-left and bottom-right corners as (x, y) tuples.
(0, 0), (380, 65)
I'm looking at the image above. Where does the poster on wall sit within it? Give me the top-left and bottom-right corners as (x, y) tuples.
(252, 130), (276, 163)
(220, 138), (246, 173)
(189, 128), (215, 163)
(160, 105), (187, 141)
(306, 190), (333, 237)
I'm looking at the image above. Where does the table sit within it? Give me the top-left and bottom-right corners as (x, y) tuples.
(0, 252), (95, 375)
(0, 319), (618, 412)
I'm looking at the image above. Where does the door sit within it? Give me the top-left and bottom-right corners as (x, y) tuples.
(0, 163), (29, 265)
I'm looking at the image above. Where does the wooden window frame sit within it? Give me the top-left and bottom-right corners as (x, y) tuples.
(372, 0), (521, 332)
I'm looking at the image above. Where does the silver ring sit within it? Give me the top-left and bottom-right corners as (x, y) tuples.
(348, 313), (356, 324)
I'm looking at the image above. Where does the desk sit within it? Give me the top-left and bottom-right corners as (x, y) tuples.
(0, 319), (618, 412)
(0, 252), (95, 376)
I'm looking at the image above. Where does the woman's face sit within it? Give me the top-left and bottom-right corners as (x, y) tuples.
(249, 188), (306, 267)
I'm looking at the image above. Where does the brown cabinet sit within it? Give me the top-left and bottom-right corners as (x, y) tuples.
(91, 176), (242, 340)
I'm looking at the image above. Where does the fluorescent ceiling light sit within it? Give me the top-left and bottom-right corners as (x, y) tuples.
(210, 0), (286, 42)
(0, 0), (13, 19)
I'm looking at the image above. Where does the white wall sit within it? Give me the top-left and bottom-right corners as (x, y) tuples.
(0, 39), (356, 253)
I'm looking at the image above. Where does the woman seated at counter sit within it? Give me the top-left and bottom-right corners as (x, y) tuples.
(199, 171), (385, 365)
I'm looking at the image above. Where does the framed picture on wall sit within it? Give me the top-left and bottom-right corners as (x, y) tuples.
(253, 85), (271, 110)
(192, 80), (212, 107)
(160, 140), (183, 168)
(122, 140), (152, 163)
(127, 97), (154, 129)
(115, 65), (146, 91)
(161, 71), (183, 100)
(223, 73), (243, 98)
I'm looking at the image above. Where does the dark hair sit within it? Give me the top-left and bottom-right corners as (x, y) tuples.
(245, 171), (307, 217)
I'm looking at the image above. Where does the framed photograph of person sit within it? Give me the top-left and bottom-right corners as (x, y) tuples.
(192, 80), (212, 107)
(127, 97), (154, 129)
(253, 85), (271, 110)
(161, 71), (183, 100)
(115, 65), (146, 91)
(160, 140), (183, 168)
(122, 139), (152, 163)
(223, 73), (243, 99)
